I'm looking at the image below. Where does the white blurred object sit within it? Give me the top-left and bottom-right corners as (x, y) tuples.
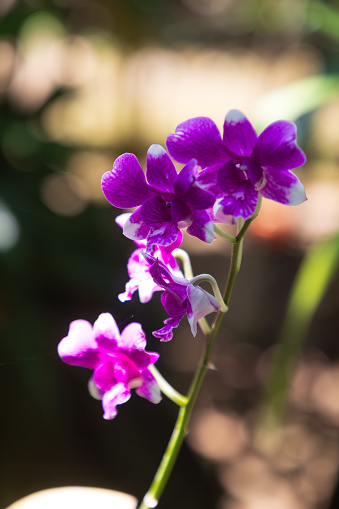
(6, 486), (138, 509)
(0, 201), (20, 251)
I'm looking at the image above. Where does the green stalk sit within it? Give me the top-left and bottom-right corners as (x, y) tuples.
(148, 365), (188, 407)
(138, 218), (248, 509)
(236, 195), (262, 243)
(214, 224), (236, 243)
(138, 321), (220, 509)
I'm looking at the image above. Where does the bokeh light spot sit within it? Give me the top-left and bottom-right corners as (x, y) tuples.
(40, 173), (87, 216)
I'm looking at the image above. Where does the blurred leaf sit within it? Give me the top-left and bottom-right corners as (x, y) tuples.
(307, 0), (339, 41)
(254, 74), (339, 127)
(257, 232), (339, 434)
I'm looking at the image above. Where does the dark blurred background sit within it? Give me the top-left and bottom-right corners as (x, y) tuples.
(1, 1), (339, 508)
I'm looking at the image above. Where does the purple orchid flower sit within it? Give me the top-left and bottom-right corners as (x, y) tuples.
(166, 110), (307, 221)
(116, 213), (184, 303)
(58, 313), (161, 419)
(144, 254), (221, 342)
(101, 144), (216, 251)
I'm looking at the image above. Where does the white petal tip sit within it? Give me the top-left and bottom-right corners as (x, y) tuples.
(118, 293), (130, 303)
(204, 221), (216, 243)
(288, 181), (307, 206)
(148, 144), (166, 157)
(225, 109), (245, 124)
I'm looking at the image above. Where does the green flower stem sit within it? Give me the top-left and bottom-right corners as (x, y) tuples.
(236, 196), (262, 243)
(214, 224), (236, 243)
(197, 316), (211, 335)
(148, 365), (188, 407)
(172, 248), (194, 279)
(138, 223), (247, 509)
(138, 313), (223, 509)
(223, 219), (244, 307)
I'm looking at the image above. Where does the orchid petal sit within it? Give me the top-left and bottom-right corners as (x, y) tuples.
(93, 313), (120, 353)
(115, 212), (131, 230)
(174, 160), (216, 210)
(126, 248), (149, 278)
(186, 209), (215, 243)
(253, 121), (306, 171)
(166, 117), (229, 167)
(123, 207), (150, 242)
(173, 159), (196, 194)
(146, 144), (177, 193)
(260, 168), (307, 205)
(146, 256), (173, 287)
(115, 212), (149, 248)
(58, 319), (100, 369)
(161, 291), (187, 319)
(102, 383), (131, 420)
(186, 285), (220, 336)
(101, 154), (154, 208)
(118, 248), (156, 303)
(146, 255), (188, 289)
(136, 369), (162, 403)
(222, 110), (258, 158)
(152, 317), (181, 342)
(118, 281), (136, 303)
(129, 349), (160, 371)
(138, 278), (162, 303)
(118, 322), (147, 351)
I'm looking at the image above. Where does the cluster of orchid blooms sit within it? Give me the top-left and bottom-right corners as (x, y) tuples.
(58, 110), (306, 422)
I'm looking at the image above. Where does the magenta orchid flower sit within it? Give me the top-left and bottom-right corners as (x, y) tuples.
(144, 254), (221, 342)
(58, 313), (161, 419)
(118, 247), (184, 303)
(115, 214), (184, 303)
(166, 110), (307, 221)
(101, 144), (216, 251)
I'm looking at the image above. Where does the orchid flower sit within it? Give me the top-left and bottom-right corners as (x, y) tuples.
(166, 110), (306, 222)
(58, 313), (161, 419)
